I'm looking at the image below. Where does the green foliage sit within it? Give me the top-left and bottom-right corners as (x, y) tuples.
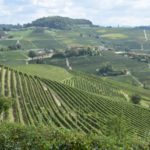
(64, 47), (94, 57)
(97, 63), (113, 74)
(104, 115), (133, 142)
(25, 16), (93, 29)
(97, 63), (125, 76)
(0, 97), (13, 114)
(131, 94), (141, 104)
(0, 123), (149, 150)
(8, 43), (22, 50)
(28, 50), (36, 58)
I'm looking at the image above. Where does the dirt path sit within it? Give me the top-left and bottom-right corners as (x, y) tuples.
(128, 71), (144, 87)
(144, 30), (148, 41)
(66, 58), (72, 70)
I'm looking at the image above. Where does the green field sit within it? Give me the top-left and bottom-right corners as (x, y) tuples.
(14, 64), (72, 81)
(36, 51), (150, 88)
(0, 50), (28, 66)
(101, 33), (128, 39)
(1, 26), (149, 51)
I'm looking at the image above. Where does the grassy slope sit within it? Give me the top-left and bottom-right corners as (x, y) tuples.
(14, 64), (72, 81)
(0, 51), (28, 66)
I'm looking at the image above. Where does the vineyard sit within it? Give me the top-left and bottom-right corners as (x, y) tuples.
(63, 71), (150, 103)
(0, 65), (150, 138)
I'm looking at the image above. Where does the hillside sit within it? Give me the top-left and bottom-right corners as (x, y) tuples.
(1, 24), (150, 51)
(0, 65), (150, 139)
(24, 16), (93, 29)
(63, 71), (150, 107)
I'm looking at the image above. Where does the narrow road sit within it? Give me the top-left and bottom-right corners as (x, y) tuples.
(128, 71), (144, 87)
(143, 30), (148, 41)
(66, 58), (72, 70)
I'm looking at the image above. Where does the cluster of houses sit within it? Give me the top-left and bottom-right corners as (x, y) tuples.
(29, 49), (54, 60)
(116, 51), (150, 63)
(36, 49), (54, 56)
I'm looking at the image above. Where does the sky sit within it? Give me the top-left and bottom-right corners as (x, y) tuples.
(0, 0), (150, 26)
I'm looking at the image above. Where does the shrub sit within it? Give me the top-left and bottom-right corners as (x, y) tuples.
(0, 97), (13, 114)
(0, 123), (149, 150)
(131, 94), (141, 104)
(28, 50), (36, 58)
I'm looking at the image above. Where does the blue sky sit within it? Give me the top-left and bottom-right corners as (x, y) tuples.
(0, 0), (150, 26)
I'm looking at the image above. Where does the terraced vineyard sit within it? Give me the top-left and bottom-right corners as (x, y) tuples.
(0, 65), (150, 138)
(63, 71), (150, 103)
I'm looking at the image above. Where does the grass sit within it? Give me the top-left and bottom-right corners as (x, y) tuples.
(107, 75), (139, 86)
(101, 33), (128, 39)
(14, 64), (72, 81)
(0, 50), (28, 66)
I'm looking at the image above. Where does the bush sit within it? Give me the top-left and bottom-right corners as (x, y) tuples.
(0, 123), (149, 150)
(131, 94), (141, 104)
(28, 50), (36, 58)
(0, 97), (13, 114)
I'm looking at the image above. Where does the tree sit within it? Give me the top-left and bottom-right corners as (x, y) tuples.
(131, 94), (141, 104)
(16, 43), (22, 49)
(28, 51), (36, 59)
(80, 33), (83, 37)
(97, 63), (113, 75)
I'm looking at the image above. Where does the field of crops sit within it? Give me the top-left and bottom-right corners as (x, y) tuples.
(63, 71), (150, 104)
(39, 51), (150, 88)
(2, 26), (149, 51)
(0, 65), (150, 137)
(14, 64), (72, 81)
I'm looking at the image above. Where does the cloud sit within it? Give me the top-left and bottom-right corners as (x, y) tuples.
(0, 0), (150, 26)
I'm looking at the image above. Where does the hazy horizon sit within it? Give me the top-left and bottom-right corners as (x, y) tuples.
(0, 0), (150, 26)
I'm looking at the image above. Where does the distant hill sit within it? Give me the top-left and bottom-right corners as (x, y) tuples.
(24, 16), (93, 29)
(0, 24), (22, 31)
(135, 26), (150, 30)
